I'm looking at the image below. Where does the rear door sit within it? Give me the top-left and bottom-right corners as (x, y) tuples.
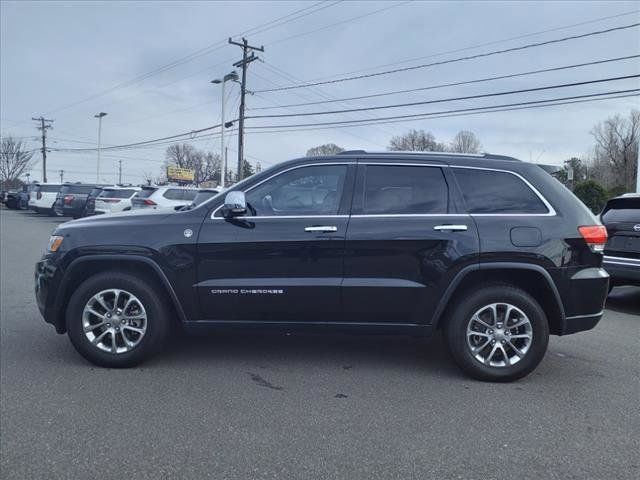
(342, 161), (479, 325)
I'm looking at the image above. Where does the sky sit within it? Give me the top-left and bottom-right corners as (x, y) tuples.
(1, 0), (639, 184)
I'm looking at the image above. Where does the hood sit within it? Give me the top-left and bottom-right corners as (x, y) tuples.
(59, 207), (177, 230)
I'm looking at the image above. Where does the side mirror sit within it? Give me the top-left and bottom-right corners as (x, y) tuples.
(222, 191), (247, 217)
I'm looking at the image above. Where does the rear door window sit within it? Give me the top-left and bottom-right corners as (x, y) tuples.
(361, 165), (449, 214)
(454, 168), (549, 214)
(183, 190), (197, 201)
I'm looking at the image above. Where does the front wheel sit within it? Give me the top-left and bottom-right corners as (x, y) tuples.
(444, 284), (549, 382)
(66, 271), (171, 367)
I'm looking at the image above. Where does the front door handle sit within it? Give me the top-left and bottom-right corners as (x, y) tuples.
(433, 224), (468, 232)
(304, 226), (338, 233)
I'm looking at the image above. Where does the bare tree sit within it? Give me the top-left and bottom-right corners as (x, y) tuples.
(388, 129), (446, 152)
(449, 130), (482, 153)
(165, 143), (221, 185)
(306, 143), (344, 156)
(0, 136), (35, 187)
(590, 110), (639, 191)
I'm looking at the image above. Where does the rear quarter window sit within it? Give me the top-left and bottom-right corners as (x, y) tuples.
(163, 189), (186, 200)
(453, 168), (549, 214)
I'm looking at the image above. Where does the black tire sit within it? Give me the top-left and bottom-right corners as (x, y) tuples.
(66, 271), (171, 368)
(444, 283), (549, 382)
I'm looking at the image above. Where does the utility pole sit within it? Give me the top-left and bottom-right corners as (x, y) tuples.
(94, 112), (107, 183)
(224, 146), (228, 187)
(32, 117), (53, 182)
(636, 140), (639, 193)
(59, 169), (64, 183)
(118, 160), (123, 185)
(229, 37), (263, 181)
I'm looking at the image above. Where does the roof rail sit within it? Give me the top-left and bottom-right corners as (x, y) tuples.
(336, 150), (520, 162)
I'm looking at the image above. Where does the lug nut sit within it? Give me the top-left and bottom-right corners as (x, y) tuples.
(106, 323), (110, 327)
(488, 330), (493, 334)
(501, 339), (506, 344)
(106, 313), (111, 318)
(492, 340), (496, 344)
(497, 323), (503, 328)
(115, 327), (120, 332)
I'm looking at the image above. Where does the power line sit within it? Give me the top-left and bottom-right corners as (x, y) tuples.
(246, 89), (640, 129)
(235, 92), (639, 136)
(248, 74), (640, 119)
(255, 22), (640, 92)
(250, 54), (640, 110)
(265, 0), (412, 46)
(38, 1), (341, 117)
(299, 9), (640, 84)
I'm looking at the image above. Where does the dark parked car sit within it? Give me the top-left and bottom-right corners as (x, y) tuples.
(602, 194), (640, 289)
(53, 183), (101, 218)
(81, 186), (106, 217)
(35, 151), (609, 381)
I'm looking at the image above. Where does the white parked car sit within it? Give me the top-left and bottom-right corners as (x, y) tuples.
(29, 183), (62, 215)
(131, 186), (198, 210)
(94, 186), (141, 214)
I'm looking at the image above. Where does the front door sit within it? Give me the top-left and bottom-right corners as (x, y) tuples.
(343, 162), (479, 325)
(196, 162), (355, 323)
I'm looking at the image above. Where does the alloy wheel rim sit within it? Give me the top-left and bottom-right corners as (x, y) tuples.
(82, 289), (147, 354)
(466, 302), (533, 367)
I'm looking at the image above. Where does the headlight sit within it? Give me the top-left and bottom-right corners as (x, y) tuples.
(47, 235), (64, 252)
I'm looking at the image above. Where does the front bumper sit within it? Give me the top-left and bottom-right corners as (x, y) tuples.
(35, 253), (65, 333)
(603, 255), (640, 286)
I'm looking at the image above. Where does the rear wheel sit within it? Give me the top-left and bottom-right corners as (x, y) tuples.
(444, 284), (549, 382)
(66, 272), (170, 367)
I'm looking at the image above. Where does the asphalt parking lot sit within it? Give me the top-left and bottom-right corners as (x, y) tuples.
(0, 207), (638, 480)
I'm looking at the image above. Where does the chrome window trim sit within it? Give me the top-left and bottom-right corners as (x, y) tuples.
(450, 165), (557, 217)
(351, 213), (470, 218)
(210, 161), (557, 219)
(210, 162), (354, 219)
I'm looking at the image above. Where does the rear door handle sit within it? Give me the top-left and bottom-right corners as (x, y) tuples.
(433, 224), (468, 232)
(305, 226), (338, 233)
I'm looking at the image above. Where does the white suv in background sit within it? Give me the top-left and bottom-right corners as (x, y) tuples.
(131, 186), (198, 210)
(94, 186), (141, 214)
(29, 183), (62, 215)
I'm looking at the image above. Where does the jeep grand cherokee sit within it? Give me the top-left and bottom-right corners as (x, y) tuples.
(35, 151), (609, 381)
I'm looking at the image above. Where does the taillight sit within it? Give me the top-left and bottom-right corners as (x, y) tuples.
(578, 225), (608, 253)
(143, 199), (157, 206)
(63, 194), (74, 205)
(37, 192), (42, 200)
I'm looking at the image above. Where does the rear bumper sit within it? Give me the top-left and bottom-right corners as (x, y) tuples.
(603, 256), (640, 286)
(563, 311), (604, 335)
(556, 267), (609, 335)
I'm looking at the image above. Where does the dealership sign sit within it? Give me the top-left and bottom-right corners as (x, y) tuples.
(166, 165), (195, 182)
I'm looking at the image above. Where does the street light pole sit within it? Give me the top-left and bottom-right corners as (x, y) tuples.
(94, 112), (107, 183)
(211, 72), (238, 188)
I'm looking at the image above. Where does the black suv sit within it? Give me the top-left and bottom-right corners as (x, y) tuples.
(601, 194), (640, 289)
(35, 152), (609, 381)
(53, 183), (101, 218)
